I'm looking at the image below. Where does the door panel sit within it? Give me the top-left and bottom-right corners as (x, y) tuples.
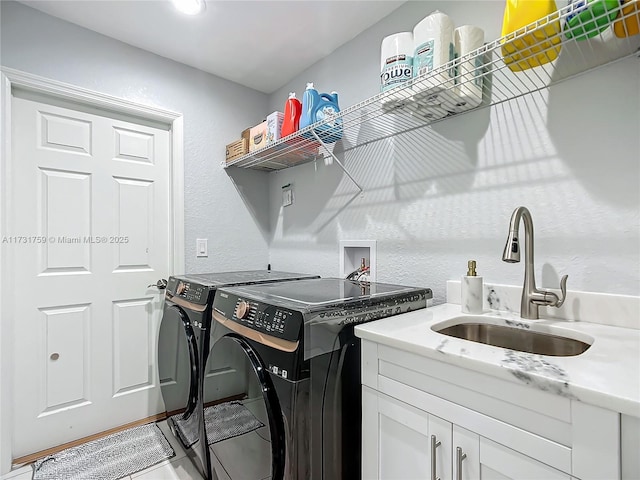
(112, 298), (155, 396)
(113, 177), (154, 270)
(113, 127), (154, 164)
(39, 168), (92, 274)
(39, 304), (91, 414)
(11, 93), (171, 457)
(39, 111), (92, 155)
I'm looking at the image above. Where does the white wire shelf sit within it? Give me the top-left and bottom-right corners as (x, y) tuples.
(224, 2), (640, 172)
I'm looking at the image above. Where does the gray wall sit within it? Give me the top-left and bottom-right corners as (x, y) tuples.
(265, 0), (640, 302)
(1, 0), (272, 274)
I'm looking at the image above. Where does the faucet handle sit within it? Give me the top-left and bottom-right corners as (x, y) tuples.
(533, 274), (568, 309)
(555, 275), (568, 308)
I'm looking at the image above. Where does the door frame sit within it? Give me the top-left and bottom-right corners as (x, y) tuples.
(0, 66), (185, 474)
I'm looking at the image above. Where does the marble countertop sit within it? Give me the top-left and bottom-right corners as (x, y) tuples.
(355, 303), (640, 418)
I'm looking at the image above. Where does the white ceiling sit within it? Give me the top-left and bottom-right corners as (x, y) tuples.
(19, 0), (405, 94)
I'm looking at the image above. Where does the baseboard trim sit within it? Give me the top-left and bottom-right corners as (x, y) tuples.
(12, 412), (167, 466)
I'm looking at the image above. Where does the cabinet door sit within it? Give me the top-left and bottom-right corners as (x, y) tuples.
(453, 425), (480, 480)
(430, 414), (453, 480)
(363, 386), (431, 480)
(479, 437), (570, 480)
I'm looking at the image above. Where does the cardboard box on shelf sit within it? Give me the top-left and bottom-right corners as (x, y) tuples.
(241, 128), (251, 144)
(225, 138), (248, 163)
(249, 121), (267, 152)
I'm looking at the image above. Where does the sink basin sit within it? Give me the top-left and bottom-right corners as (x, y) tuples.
(432, 316), (592, 357)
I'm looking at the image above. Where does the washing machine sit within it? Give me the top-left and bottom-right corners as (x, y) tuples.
(205, 278), (432, 480)
(157, 270), (319, 479)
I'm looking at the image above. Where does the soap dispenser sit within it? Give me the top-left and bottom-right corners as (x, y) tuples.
(461, 260), (483, 314)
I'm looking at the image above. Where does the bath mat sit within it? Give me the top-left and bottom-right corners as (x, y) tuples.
(171, 400), (264, 448)
(32, 423), (174, 480)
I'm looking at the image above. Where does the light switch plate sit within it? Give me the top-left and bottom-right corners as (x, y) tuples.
(196, 238), (208, 257)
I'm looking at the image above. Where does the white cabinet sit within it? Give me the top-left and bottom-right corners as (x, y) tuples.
(478, 437), (570, 480)
(432, 415), (453, 480)
(361, 340), (622, 480)
(363, 387), (570, 480)
(621, 415), (640, 479)
(454, 425), (479, 480)
(363, 386), (454, 480)
(363, 387), (431, 479)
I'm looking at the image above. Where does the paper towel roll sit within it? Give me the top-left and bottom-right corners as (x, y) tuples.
(380, 87), (413, 113)
(444, 25), (485, 113)
(412, 11), (455, 103)
(380, 32), (414, 93)
(417, 86), (459, 108)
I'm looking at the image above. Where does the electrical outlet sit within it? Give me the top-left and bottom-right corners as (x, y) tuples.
(282, 183), (293, 207)
(196, 238), (208, 257)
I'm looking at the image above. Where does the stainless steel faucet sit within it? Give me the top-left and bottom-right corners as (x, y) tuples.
(502, 206), (568, 319)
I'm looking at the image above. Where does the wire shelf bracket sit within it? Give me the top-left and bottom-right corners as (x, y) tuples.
(310, 130), (363, 196)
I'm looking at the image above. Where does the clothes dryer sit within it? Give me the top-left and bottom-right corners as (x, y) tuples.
(157, 270), (319, 479)
(206, 278), (432, 480)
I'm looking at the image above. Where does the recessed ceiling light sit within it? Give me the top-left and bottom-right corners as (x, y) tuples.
(172, 0), (206, 15)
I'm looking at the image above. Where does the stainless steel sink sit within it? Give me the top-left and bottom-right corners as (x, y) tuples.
(433, 318), (592, 357)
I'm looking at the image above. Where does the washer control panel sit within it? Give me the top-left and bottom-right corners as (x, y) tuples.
(166, 277), (210, 305)
(213, 292), (302, 342)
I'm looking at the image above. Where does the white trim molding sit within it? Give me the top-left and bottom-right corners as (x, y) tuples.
(0, 67), (185, 474)
(0, 68), (14, 477)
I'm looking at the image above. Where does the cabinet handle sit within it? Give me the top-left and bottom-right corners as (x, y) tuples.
(456, 446), (467, 480)
(431, 435), (441, 480)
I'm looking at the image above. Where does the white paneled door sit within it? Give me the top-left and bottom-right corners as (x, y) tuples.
(10, 93), (171, 458)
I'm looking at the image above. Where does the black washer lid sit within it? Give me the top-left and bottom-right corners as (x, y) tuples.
(221, 278), (431, 360)
(221, 277), (429, 310)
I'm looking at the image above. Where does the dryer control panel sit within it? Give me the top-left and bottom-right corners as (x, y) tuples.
(166, 277), (210, 305)
(213, 292), (303, 342)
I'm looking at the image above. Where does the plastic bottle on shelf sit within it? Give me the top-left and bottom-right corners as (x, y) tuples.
(564, 0), (620, 40)
(299, 83), (343, 143)
(281, 92), (302, 138)
(299, 82), (317, 138)
(614, 0), (640, 37)
(500, 0), (562, 72)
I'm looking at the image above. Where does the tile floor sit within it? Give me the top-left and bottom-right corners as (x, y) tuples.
(1, 421), (206, 480)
